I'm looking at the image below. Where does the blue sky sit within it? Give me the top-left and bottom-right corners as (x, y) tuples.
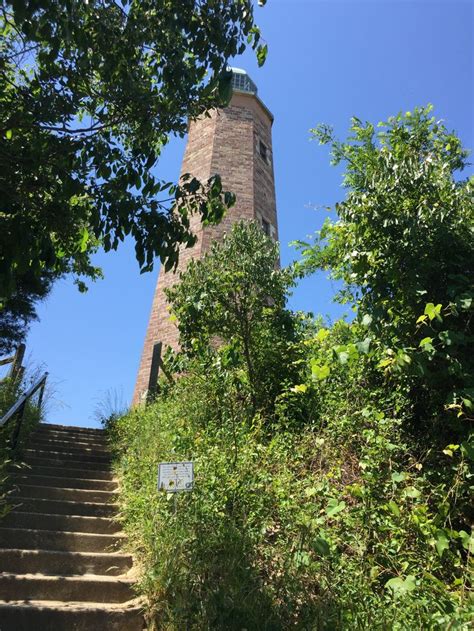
(20, 0), (473, 427)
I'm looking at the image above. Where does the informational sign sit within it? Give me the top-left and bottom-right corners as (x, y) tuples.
(158, 461), (194, 493)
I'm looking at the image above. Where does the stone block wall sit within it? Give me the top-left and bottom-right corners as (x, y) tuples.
(133, 88), (278, 405)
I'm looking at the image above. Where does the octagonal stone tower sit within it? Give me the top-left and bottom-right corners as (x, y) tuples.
(133, 68), (278, 405)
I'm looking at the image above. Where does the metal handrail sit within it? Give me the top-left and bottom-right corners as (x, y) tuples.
(0, 371), (48, 448)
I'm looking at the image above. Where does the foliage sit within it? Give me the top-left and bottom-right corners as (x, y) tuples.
(93, 386), (128, 430)
(111, 340), (472, 629)
(110, 110), (473, 629)
(0, 270), (54, 354)
(165, 221), (299, 415)
(295, 106), (474, 424)
(0, 364), (45, 516)
(0, 0), (267, 342)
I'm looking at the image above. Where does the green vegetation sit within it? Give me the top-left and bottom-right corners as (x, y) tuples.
(110, 108), (473, 629)
(0, 270), (54, 355)
(0, 0), (266, 350)
(0, 365), (45, 515)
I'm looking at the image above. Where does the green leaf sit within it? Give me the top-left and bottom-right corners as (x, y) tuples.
(419, 337), (433, 347)
(458, 530), (474, 553)
(442, 443), (459, 457)
(419, 336), (435, 352)
(312, 536), (330, 556)
(435, 530), (449, 557)
(460, 441), (474, 461)
(5, 129), (12, 140)
(256, 43), (268, 67)
(387, 500), (400, 516)
(403, 487), (421, 499)
(391, 471), (406, 483)
(290, 384), (307, 394)
(310, 360), (330, 381)
(438, 330), (453, 346)
(79, 227), (89, 253)
(424, 303), (442, 322)
(326, 498), (346, 517)
(337, 351), (349, 364)
(217, 70), (233, 105)
(356, 337), (371, 354)
(385, 575), (416, 596)
(456, 293), (472, 310)
(315, 328), (330, 342)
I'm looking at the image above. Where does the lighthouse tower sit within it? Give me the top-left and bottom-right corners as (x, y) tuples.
(133, 68), (278, 404)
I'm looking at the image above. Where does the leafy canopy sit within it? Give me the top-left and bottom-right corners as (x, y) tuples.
(0, 0), (267, 301)
(296, 106), (474, 420)
(165, 221), (298, 414)
(0, 269), (54, 355)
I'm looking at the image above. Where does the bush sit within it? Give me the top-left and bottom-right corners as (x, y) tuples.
(112, 352), (472, 629)
(0, 366), (46, 516)
(110, 116), (473, 629)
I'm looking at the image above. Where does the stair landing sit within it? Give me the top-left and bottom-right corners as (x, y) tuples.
(0, 423), (143, 631)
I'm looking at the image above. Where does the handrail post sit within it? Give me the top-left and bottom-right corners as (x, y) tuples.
(0, 372), (48, 454)
(10, 343), (25, 381)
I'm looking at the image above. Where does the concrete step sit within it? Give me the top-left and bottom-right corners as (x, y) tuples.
(30, 430), (109, 449)
(24, 454), (112, 472)
(2, 511), (120, 535)
(14, 463), (114, 481)
(39, 423), (106, 437)
(10, 496), (118, 517)
(0, 527), (125, 553)
(0, 573), (135, 604)
(33, 437), (110, 454)
(31, 437), (105, 446)
(0, 548), (133, 576)
(32, 425), (108, 443)
(0, 599), (143, 631)
(23, 448), (111, 465)
(11, 484), (117, 503)
(0, 423), (141, 629)
(13, 473), (117, 491)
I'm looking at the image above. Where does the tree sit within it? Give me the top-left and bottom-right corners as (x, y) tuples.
(0, 0), (267, 345)
(0, 270), (54, 354)
(165, 221), (298, 414)
(296, 106), (474, 422)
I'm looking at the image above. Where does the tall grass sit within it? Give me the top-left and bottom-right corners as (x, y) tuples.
(110, 364), (473, 630)
(0, 365), (47, 517)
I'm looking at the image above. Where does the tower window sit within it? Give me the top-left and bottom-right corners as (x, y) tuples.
(259, 140), (268, 162)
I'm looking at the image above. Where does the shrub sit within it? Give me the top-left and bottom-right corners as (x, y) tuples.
(111, 115), (473, 629)
(0, 365), (46, 516)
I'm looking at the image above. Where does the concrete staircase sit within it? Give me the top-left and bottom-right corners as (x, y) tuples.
(0, 423), (143, 630)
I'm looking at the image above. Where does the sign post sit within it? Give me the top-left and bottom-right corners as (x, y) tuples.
(158, 461), (194, 515)
(158, 461), (194, 493)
